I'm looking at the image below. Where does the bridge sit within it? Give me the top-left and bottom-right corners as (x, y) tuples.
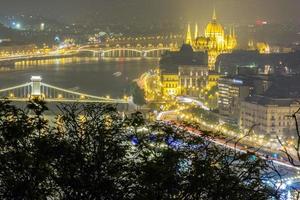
(0, 44), (176, 64)
(0, 76), (129, 104)
(75, 46), (173, 58)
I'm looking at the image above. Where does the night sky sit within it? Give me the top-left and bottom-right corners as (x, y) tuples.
(0, 0), (299, 24)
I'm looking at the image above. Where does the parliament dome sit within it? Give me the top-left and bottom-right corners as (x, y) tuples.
(204, 9), (224, 39)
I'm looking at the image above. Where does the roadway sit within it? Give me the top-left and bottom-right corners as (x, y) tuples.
(157, 110), (300, 199)
(157, 109), (300, 170)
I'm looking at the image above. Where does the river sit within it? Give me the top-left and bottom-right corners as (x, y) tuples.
(0, 57), (159, 98)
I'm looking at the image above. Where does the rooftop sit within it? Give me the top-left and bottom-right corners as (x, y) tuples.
(160, 44), (208, 73)
(245, 95), (300, 107)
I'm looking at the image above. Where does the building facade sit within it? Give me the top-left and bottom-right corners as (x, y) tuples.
(179, 65), (208, 97)
(240, 96), (299, 138)
(161, 73), (180, 97)
(218, 77), (253, 122)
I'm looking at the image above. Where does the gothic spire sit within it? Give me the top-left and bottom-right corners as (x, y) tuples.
(185, 23), (192, 45)
(212, 8), (217, 21)
(194, 23), (198, 39)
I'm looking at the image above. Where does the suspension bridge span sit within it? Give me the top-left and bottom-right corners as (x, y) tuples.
(0, 76), (130, 104)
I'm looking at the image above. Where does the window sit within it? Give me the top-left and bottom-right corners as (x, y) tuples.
(271, 116), (275, 120)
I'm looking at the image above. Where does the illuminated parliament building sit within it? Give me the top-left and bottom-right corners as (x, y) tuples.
(185, 9), (237, 70)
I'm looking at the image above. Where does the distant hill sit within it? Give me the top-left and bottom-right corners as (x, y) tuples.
(0, 23), (28, 44)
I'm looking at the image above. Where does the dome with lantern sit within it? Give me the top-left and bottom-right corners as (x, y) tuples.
(204, 9), (225, 39)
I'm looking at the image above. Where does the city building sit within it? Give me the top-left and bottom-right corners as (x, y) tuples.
(0, 44), (51, 58)
(256, 42), (270, 54)
(178, 65), (208, 97)
(220, 72), (300, 128)
(160, 44), (208, 98)
(0, 44), (37, 57)
(215, 50), (300, 75)
(185, 9), (237, 70)
(218, 77), (254, 122)
(161, 73), (180, 97)
(240, 96), (299, 138)
(218, 73), (272, 121)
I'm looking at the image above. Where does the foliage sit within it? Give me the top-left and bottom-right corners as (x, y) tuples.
(223, 123), (241, 134)
(0, 100), (281, 199)
(207, 85), (218, 96)
(130, 82), (146, 106)
(186, 107), (219, 124)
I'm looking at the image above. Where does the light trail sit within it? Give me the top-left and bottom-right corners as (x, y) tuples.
(157, 109), (300, 171)
(176, 96), (210, 111)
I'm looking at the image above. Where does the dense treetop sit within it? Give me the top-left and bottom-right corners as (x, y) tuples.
(0, 100), (280, 199)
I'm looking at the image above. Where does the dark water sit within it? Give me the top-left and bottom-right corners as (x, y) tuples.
(0, 57), (158, 98)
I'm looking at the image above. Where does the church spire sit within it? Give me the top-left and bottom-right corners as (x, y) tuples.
(212, 8), (217, 21)
(194, 23), (198, 39)
(185, 23), (192, 45)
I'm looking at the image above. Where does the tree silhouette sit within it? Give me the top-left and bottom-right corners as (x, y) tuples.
(0, 100), (58, 199)
(130, 82), (146, 108)
(0, 100), (281, 199)
(126, 121), (280, 200)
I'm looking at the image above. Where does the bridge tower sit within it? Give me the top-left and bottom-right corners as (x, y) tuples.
(30, 76), (42, 97)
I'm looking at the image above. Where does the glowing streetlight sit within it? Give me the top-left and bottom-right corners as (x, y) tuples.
(16, 23), (21, 29)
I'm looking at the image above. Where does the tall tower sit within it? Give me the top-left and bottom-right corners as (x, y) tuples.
(194, 23), (198, 40)
(185, 23), (192, 45)
(31, 76), (42, 97)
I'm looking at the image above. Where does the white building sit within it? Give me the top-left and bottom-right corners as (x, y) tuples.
(178, 65), (208, 97)
(240, 96), (300, 138)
